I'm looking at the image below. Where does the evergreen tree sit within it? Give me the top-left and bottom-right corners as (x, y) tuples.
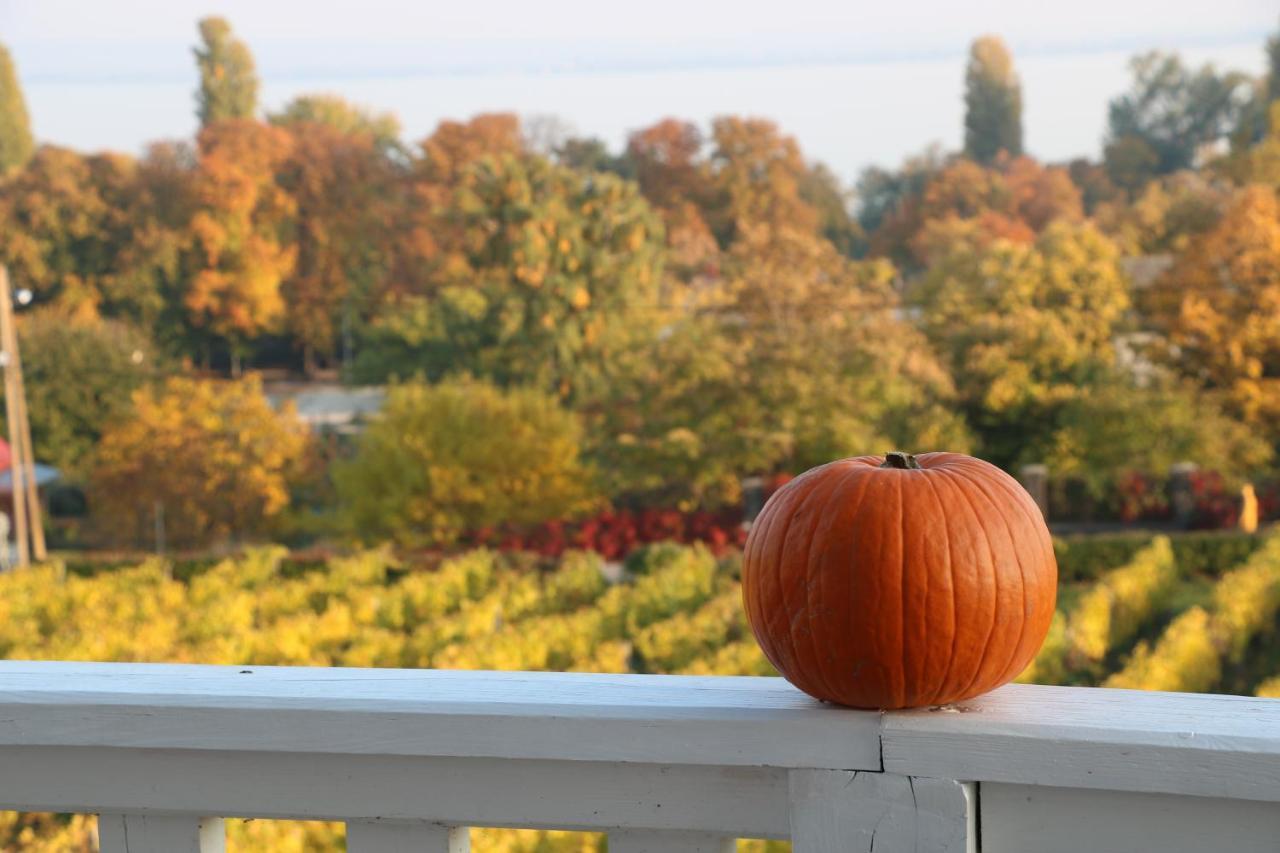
(193, 17), (259, 126)
(0, 44), (34, 175)
(964, 35), (1024, 164)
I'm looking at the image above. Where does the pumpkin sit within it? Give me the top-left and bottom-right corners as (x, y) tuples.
(742, 451), (1056, 709)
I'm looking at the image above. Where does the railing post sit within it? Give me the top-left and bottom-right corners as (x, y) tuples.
(609, 830), (736, 853)
(346, 820), (470, 853)
(788, 770), (974, 853)
(98, 814), (225, 853)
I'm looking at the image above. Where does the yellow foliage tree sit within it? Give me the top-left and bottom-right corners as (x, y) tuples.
(90, 376), (310, 548)
(1145, 185), (1280, 434)
(186, 119), (297, 373)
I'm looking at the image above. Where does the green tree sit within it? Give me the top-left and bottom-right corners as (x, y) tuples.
(964, 36), (1024, 164)
(593, 224), (969, 507)
(90, 376), (310, 548)
(1106, 52), (1250, 179)
(1037, 379), (1271, 493)
(912, 222), (1131, 466)
(8, 312), (163, 476)
(355, 153), (664, 401)
(335, 379), (597, 546)
(0, 44), (33, 174)
(194, 17), (259, 126)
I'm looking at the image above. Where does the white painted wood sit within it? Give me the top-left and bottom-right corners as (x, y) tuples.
(608, 830), (736, 853)
(883, 683), (1280, 802)
(98, 814), (225, 853)
(0, 661), (880, 771)
(0, 748), (790, 838)
(981, 782), (1280, 853)
(347, 820), (470, 853)
(788, 770), (973, 853)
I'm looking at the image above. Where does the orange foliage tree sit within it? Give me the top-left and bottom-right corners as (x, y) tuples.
(185, 119), (296, 373)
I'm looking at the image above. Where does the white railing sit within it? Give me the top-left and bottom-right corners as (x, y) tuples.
(1, 662), (1278, 852)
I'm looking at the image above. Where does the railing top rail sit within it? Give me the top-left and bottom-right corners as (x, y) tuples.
(2, 661), (1279, 801)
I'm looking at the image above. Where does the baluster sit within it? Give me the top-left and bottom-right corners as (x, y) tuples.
(346, 820), (470, 853)
(98, 814), (225, 853)
(608, 829), (736, 853)
(788, 770), (973, 853)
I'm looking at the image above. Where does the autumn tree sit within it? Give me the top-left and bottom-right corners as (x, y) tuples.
(273, 116), (404, 372)
(269, 94), (403, 153)
(912, 222), (1131, 465)
(1106, 52), (1250, 181)
(335, 378), (597, 547)
(9, 312), (163, 476)
(625, 119), (720, 276)
(194, 17), (259, 126)
(708, 116), (816, 242)
(356, 153), (664, 402)
(0, 43), (33, 175)
(185, 120), (296, 373)
(593, 224), (969, 507)
(964, 36), (1023, 164)
(399, 113), (525, 279)
(0, 145), (191, 325)
(1143, 185), (1280, 438)
(90, 376), (310, 548)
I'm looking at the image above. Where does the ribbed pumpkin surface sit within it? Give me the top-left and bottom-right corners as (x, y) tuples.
(742, 452), (1057, 709)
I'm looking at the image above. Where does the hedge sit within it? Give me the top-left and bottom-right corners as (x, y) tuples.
(1053, 530), (1264, 582)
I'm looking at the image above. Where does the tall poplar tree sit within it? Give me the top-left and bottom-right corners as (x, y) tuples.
(194, 17), (259, 126)
(0, 44), (34, 174)
(964, 35), (1024, 164)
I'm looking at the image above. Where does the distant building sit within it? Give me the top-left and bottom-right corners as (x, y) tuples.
(263, 382), (386, 435)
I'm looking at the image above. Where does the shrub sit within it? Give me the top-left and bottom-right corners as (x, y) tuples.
(89, 375), (311, 549)
(335, 378), (598, 547)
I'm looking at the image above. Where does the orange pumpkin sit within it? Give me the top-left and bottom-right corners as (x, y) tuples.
(742, 451), (1056, 709)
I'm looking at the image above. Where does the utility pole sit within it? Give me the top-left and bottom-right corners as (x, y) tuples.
(0, 266), (43, 565)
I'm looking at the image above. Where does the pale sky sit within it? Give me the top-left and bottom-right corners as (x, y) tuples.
(1, 0), (1276, 180)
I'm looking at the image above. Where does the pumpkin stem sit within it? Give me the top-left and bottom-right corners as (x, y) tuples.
(880, 451), (921, 470)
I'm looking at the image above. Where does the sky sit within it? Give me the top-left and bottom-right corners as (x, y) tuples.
(1, 0), (1276, 181)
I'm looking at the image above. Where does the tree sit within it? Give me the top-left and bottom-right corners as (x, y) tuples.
(194, 17), (259, 126)
(185, 120), (296, 373)
(274, 119), (403, 372)
(709, 116), (817, 242)
(334, 379), (597, 547)
(555, 136), (631, 178)
(90, 376), (310, 548)
(1106, 52), (1250, 179)
(0, 145), (190, 325)
(1038, 379), (1271, 494)
(8, 312), (163, 476)
(1143, 185), (1280, 437)
(355, 153), (664, 402)
(269, 94), (403, 154)
(0, 44), (33, 175)
(912, 222), (1131, 465)
(964, 36), (1023, 164)
(592, 224), (969, 507)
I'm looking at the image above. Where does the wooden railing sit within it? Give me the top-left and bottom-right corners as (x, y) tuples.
(1, 661), (1278, 852)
